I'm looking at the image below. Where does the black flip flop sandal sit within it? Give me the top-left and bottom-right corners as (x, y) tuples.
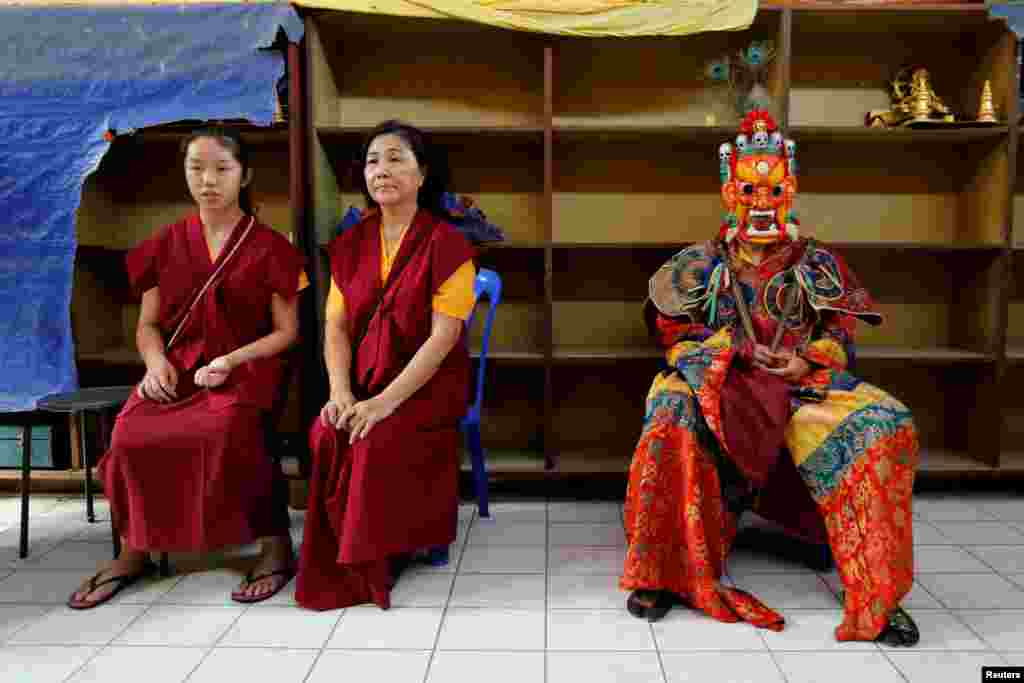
(67, 561), (156, 610)
(231, 568), (295, 604)
(877, 606), (920, 647)
(627, 590), (673, 622)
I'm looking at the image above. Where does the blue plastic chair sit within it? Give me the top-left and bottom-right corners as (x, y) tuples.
(424, 268), (501, 566)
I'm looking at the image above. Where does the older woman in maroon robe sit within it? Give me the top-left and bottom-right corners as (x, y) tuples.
(68, 127), (306, 609)
(296, 120), (476, 610)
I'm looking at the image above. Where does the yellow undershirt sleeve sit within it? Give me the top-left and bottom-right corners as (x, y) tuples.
(326, 277), (345, 320)
(433, 259), (477, 321)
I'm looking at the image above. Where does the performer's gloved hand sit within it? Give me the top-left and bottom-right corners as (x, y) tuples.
(139, 355), (178, 402)
(752, 344), (780, 369)
(762, 349), (811, 383)
(737, 340), (780, 371)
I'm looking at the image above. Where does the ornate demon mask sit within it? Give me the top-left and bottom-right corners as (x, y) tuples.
(718, 110), (798, 245)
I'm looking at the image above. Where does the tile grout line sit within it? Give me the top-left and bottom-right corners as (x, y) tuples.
(649, 618), (669, 683)
(946, 602), (1009, 656)
(151, 568), (250, 682)
(959, 542), (1024, 578)
(420, 503), (476, 683)
(759, 626), (791, 683)
(544, 498), (549, 683)
(873, 643), (912, 683)
(178, 596), (254, 683)
(0, 602), (60, 646)
(301, 606), (348, 683)
(57, 579), (169, 683)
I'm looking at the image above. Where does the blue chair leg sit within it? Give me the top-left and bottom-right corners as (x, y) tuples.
(425, 545), (450, 567)
(464, 422), (490, 519)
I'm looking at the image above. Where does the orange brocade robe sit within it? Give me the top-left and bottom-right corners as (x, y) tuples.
(620, 238), (919, 642)
(97, 215), (306, 552)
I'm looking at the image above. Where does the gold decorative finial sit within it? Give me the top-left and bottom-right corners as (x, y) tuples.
(867, 66), (955, 128)
(910, 69), (936, 122)
(977, 80), (997, 123)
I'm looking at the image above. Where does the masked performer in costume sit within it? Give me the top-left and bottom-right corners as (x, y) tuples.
(620, 111), (920, 646)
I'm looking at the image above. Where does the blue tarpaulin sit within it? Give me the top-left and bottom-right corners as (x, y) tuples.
(0, 2), (303, 411)
(991, 3), (1024, 33)
(990, 4), (1024, 114)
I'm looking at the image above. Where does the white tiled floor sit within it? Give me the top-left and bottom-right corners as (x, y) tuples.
(1, 492), (1023, 682)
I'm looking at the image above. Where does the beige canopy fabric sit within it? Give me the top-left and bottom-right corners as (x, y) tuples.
(291, 0), (757, 35)
(0, 1), (267, 4)
(1, 0), (757, 36)
(0, 1), (271, 4)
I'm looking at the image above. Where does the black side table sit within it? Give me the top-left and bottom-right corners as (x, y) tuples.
(24, 386), (135, 557)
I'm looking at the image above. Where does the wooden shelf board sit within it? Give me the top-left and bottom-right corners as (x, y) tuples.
(545, 241), (1000, 252)
(550, 449), (1000, 477)
(918, 449), (997, 474)
(79, 348), (549, 366)
(556, 450), (633, 475)
(544, 448), (998, 477)
(791, 126), (1008, 143)
(547, 345), (991, 364)
(317, 125), (544, 139)
(459, 448), (546, 474)
(76, 349), (144, 366)
(550, 242), (688, 250)
(787, 3), (988, 12)
(833, 241), (1003, 252)
(550, 125), (1006, 144)
(857, 346), (994, 363)
(477, 241), (547, 250)
(553, 346), (662, 363)
(0, 469), (119, 495)
(553, 125), (739, 142)
(1, 449), (1017, 492)
(997, 452), (1024, 474)
(470, 347), (546, 364)
(1006, 347), (1024, 363)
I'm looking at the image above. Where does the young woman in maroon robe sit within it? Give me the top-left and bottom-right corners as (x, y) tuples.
(68, 127), (306, 609)
(296, 120), (476, 611)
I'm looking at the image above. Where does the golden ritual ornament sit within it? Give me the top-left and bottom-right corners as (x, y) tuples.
(977, 80), (998, 123)
(866, 67), (1000, 128)
(866, 66), (955, 128)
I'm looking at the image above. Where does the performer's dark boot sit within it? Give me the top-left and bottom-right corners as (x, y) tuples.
(627, 589), (673, 622)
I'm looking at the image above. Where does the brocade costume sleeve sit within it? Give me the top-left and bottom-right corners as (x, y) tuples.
(793, 241), (881, 372)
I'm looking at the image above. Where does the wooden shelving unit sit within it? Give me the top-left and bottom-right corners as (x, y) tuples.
(300, 5), (1024, 480)
(21, 5), (1014, 497)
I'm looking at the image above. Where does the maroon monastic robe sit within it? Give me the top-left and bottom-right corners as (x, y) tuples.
(295, 209), (474, 611)
(97, 214), (305, 552)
